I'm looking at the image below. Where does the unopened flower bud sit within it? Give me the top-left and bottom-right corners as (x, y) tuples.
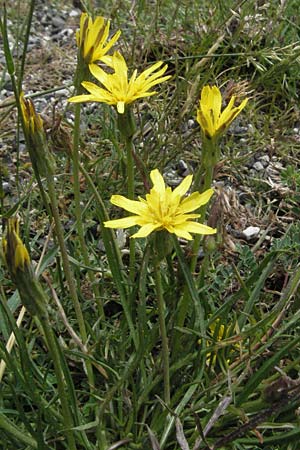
(2, 218), (48, 317)
(19, 93), (56, 177)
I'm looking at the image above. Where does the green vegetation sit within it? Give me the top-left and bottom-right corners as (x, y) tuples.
(1, 1), (300, 449)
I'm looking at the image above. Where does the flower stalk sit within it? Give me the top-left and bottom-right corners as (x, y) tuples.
(153, 234), (170, 404)
(118, 108), (137, 283)
(173, 85), (248, 353)
(72, 53), (104, 321)
(2, 219), (77, 450)
(19, 93), (95, 389)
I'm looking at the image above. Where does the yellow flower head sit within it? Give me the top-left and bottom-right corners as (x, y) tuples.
(2, 218), (30, 274)
(196, 85), (248, 139)
(76, 12), (121, 64)
(104, 169), (216, 240)
(20, 92), (43, 135)
(68, 51), (171, 114)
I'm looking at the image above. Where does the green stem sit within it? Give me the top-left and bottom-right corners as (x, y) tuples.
(3, 262), (77, 449)
(117, 109), (136, 287)
(0, 413), (38, 448)
(18, 0), (35, 92)
(153, 249), (170, 404)
(72, 102), (104, 322)
(40, 312), (77, 450)
(72, 103), (96, 390)
(125, 136), (136, 285)
(45, 171), (92, 383)
(79, 163), (139, 349)
(172, 137), (218, 354)
(189, 164), (214, 271)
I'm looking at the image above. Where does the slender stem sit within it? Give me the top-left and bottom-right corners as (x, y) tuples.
(0, 413), (38, 448)
(79, 163), (139, 349)
(18, 0), (35, 91)
(72, 101), (104, 322)
(40, 312), (77, 450)
(45, 172), (93, 382)
(189, 164), (214, 271)
(153, 250), (170, 404)
(172, 137), (217, 354)
(125, 136), (136, 285)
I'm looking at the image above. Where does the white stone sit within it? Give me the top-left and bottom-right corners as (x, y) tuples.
(70, 10), (80, 17)
(242, 226), (260, 240)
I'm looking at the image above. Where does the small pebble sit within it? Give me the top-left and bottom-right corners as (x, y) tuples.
(70, 10), (80, 17)
(253, 161), (264, 171)
(187, 119), (198, 129)
(242, 226), (260, 240)
(258, 155), (270, 167)
(178, 159), (188, 175)
(2, 182), (11, 194)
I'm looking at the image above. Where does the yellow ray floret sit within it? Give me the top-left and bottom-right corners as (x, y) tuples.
(69, 51), (171, 114)
(76, 12), (121, 64)
(197, 85), (248, 139)
(104, 169), (217, 240)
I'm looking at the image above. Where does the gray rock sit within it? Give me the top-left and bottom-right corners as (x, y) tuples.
(52, 16), (66, 29)
(253, 161), (264, 171)
(259, 155), (270, 166)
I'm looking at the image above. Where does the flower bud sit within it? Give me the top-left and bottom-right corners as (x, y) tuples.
(2, 218), (48, 317)
(19, 93), (56, 177)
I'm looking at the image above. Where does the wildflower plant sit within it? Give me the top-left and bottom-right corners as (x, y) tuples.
(3, 4), (300, 450)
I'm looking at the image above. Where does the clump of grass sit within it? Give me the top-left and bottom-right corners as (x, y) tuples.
(1, 1), (300, 450)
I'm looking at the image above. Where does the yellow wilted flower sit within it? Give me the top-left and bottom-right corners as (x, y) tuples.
(2, 218), (30, 274)
(197, 85), (248, 139)
(69, 51), (171, 114)
(104, 169), (216, 240)
(76, 12), (121, 64)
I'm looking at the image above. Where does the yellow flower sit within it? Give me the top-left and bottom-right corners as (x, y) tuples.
(196, 85), (248, 139)
(20, 92), (43, 135)
(104, 169), (216, 240)
(2, 218), (30, 274)
(76, 12), (121, 64)
(68, 51), (171, 114)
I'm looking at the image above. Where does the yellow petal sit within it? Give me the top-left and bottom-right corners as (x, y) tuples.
(179, 188), (214, 213)
(110, 195), (148, 215)
(180, 222), (216, 235)
(104, 216), (139, 228)
(131, 223), (161, 238)
(172, 174), (193, 198)
(150, 169), (166, 194)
